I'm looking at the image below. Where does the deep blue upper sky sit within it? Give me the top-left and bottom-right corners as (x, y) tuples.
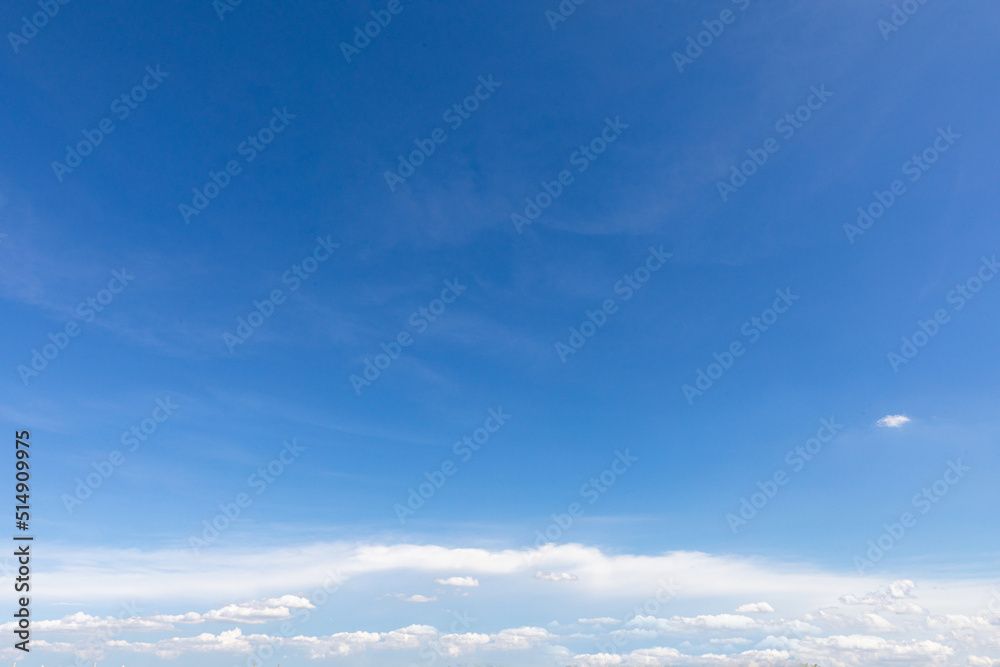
(2, 0), (999, 623)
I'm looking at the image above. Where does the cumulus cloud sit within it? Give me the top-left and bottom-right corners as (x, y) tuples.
(573, 634), (960, 667)
(839, 580), (921, 615)
(968, 656), (1000, 666)
(0, 596), (316, 635)
(877, 414), (911, 428)
(23, 542), (1000, 664)
(436, 576), (479, 587)
(16, 604), (1000, 666)
(627, 613), (759, 632)
(104, 628), (268, 660)
(57, 624), (554, 662)
(535, 571), (578, 581)
(0, 612), (172, 634)
(160, 595), (315, 624)
(796, 633), (954, 665)
(578, 617), (620, 625)
(887, 580), (917, 598)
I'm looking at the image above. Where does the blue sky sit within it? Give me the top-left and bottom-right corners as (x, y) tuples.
(2, 1), (999, 665)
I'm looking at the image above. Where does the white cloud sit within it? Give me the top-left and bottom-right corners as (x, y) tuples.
(968, 656), (1000, 666)
(22, 541), (1000, 664)
(377, 593), (437, 603)
(887, 579), (917, 598)
(161, 595), (315, 624)
(0, 612), (172, 634)
(283, 629), (383, 658)
(436, 576), (479, 587)
(877, 414), (911, 428)
(535, 571), (578, 581)
(578, 617), (620, 625)
(486, 626), (553, 651)
(573, 635), (960, 667)
(797, 634), (954, 664)
(627, 613), (759, 632)
(16, 601), (1000, 666)
(66, 624), (553, 661)
(0, 595), (316, 634)
(859, 612), (897, 632)
(838, 580), (924, 617)
(30, 542), (879, 604)
(436, 631), (492, 656)
(926, 614), (993, 631)
(884, 600), (926, 615)
(105, 628), (267, 660)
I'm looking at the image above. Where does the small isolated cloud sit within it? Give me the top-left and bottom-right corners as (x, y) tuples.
(877, 415), (910, 428)
(734, 602), (774, 613)
(535, 571), (578, 581)
(436, 576), (479, 587)
(577, 617), (619, 625)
